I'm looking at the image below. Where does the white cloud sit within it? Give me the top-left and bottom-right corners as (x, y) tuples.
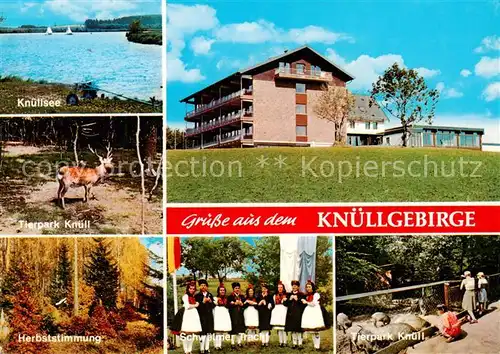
(474, 35), (500, 53)
(167, 56), (205, 83)
(20, 2), (37, 13)
(460, 69), (472, 77)
(190, 36), (215, 55)
(482, 82), (500, 101)
(215, 20), (351, 45)
(326, 49), (404, 90)
(474, 56), (500, 78)
(44, 0), (139, 22)
(435, 82), (463, 99)
(414, 67), (441, 78)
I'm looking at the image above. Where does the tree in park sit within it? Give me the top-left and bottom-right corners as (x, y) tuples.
(139, 249), (164, 339)
(48, 243), (72, 306)
(314, 85), (355, 145)
(84, 238), (120, 310)
(370, 63), (440, 147)
(4, 257), (49, 353)
(182, 238), (251, 282)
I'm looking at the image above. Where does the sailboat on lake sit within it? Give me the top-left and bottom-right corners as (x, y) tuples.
(66, 26), (73, 35)
(46, 26), (53, 35)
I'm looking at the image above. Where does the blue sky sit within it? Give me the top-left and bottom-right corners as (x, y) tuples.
(167, 1), (500, 143)
(0, 0), (160, 26)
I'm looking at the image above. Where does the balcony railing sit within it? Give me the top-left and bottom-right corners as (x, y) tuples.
(186, 87), (253, 118)
(185, 107), (253, 136)
(275, 67), (332, 81)
(189, 129), (254, 149)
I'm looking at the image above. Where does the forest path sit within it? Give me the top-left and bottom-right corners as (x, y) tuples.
(407, 310), (500, 354)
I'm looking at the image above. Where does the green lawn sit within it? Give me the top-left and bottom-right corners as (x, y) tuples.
(166, 147), (500, 202)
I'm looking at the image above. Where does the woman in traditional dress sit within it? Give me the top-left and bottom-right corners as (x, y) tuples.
(477, 272), (488, 316)
(460, 271), (478, 323)
(270, 280), (288, 347)
(257, 282), (274, 347)
(243, 284), (259, 343)
(213, 282), (231, 350)
(171, 281), (202, 354)
(301, 280), (328, 350)
(227, 282), (246, 349)
(285, 280), (305, 349)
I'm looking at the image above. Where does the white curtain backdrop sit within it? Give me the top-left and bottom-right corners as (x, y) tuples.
(280, 235), (299, 292)
(280, 235), (317, 292)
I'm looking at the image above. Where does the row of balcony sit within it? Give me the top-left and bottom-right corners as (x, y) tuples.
(185, 107), (253, 136)
(186, 87), (253, 118)
(190, 132), (253, 149)
(274, 67), (332, 81)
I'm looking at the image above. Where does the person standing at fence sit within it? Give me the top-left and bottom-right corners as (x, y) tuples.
(257, 282), (274, 347)
(301, 280), (328, 350)
(285, 280), (305, 349)
(436, 304), (463, 342)
(171, 281), (202, 354)
(477, 272), (488, 316)
(460, 271), (478, 323)
(271, 281), (288, 347)
(213, 283), (231, 350)
(195, 279), (215, 354)
(227, 282), (246, 349)
(243, 284), (259, 344)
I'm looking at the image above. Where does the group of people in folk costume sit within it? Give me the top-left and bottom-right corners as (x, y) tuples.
(171, 279), (331, 353)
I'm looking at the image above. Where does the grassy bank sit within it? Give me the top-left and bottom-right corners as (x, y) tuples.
(0, 76), (161, 114)
(127, 30), (162, 45)
(167, 147), (500, 202)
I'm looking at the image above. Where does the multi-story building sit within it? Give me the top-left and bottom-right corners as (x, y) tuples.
(180, 45), (485, 150)
(181, 46), (386, 148)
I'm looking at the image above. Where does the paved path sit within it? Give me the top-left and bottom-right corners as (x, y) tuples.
(407, 310), (500, 354)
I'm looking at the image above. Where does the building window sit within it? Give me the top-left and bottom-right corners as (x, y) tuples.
(296, 126), (307, 136)
(386, 137), (390, 145)
(296, 83), (306, 93)
(296, 63), (305, 74)
(365, 122), (371, 129)
(372, 122), (378, 130)
(349, 121), (355, 129)
(296, 104), (306, 114)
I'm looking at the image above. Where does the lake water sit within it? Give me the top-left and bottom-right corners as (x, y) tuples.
(0, 32), (162, 100)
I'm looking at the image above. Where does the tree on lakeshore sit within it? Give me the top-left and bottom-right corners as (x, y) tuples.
(370, 63), (440, 147)
(314, 85), (355, 145)
(84, 238), (120, 310)
(48, 243), (72, 306)
(129, 20), (142, 34)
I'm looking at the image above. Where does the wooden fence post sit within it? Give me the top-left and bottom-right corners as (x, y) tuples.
(444, 282), (449, 308)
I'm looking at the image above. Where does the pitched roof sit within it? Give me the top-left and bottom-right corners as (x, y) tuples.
(180, 45), (354, 103)
(351, 95), (387, 122)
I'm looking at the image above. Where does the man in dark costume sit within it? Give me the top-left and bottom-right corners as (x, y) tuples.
(257, 282), (274, 347)
(227, 282), (246, 349)
(195, 279), (215, 354)
(285, 280), (306, 349)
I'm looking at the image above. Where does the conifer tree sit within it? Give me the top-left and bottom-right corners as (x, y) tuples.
(84, 238), (120, 310)
(48, 243), (72, 306)
(139, 249), (163, 338)
(5, 257), (48, 353)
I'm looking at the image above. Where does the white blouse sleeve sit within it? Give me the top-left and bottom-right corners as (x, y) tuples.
(308, 293), (321, 306)
(182, 294), (190, 309)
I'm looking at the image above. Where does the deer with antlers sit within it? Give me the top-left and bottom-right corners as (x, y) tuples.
(57, 144), (113, 209)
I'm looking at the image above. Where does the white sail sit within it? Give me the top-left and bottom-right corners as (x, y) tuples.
(46, 26), (53, 35)
(66, 26), (73, 35)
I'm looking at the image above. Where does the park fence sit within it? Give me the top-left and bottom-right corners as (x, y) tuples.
(336, 273), (500, 322)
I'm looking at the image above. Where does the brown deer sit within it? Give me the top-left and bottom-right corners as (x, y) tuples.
(57, 145), (113, 209)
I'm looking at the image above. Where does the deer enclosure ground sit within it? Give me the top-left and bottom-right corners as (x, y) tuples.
(407, 310), (500, 354)
(0, 145), (162, 235)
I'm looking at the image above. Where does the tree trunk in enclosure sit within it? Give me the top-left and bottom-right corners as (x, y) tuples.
(140, 119), (157, 176)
